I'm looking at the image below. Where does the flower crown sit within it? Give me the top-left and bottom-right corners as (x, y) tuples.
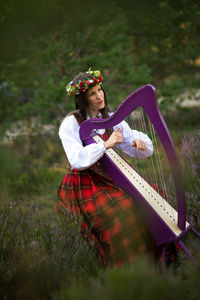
(66, 69), (103, 96)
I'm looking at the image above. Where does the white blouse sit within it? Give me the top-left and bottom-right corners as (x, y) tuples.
(59, 114), (153, 170)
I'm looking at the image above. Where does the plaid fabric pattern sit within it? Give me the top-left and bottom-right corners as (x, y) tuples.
(55, 167), (158, 267)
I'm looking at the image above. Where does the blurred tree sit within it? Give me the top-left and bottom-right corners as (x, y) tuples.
(0, 0), (199, 145)
(1, 0), (199, 82)
(120, 0), (200, 83)
(0, 4), (152, 154)
(33, 13), (152, 119)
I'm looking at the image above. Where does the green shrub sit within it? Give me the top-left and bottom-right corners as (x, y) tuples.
(59, 257), (200, 300)
(0, 204), (100, 299)
(0, 144), (65, 200)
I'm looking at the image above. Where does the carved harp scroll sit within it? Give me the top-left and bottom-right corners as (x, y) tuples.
(79, 84), (190, 246)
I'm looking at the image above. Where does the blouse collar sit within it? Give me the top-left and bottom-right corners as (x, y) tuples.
(86, 112), (102, 119)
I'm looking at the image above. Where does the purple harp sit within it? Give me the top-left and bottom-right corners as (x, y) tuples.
(79, 84), (200, 268)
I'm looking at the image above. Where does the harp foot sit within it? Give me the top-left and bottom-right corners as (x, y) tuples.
(191, 227), (200, 239)
(177, 240), (200, 270)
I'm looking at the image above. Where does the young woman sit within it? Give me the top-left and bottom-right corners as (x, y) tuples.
(55, 69), (159, 267)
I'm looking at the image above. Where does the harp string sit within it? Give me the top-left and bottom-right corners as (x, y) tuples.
(151, 117), (175, 219)
(146, 113), (176, 220)
(128, 109), (158, 188)
(139, 108), (158, 185)
(144, 109), (175, 219)
(132, 109), (155, 199)
(139, 108), (169, 212)
(146, 112), (168, 212)
(119, 111), (155, 203)
(124, 108), (175, 220)
(137, 108), (160, 198)
(135, 108), (162, 203)
(128, 111), (145, 193)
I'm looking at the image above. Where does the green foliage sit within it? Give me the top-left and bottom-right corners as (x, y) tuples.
(164, 106), (200, 130)
(0, 138), (66, 201)
(1, 11), (152, 125)
(122, 0), (200, 79)
(158, 79), (184, 110)
(60, 257), (200, 300)
(33, 13), (152, 115)
(1, 0), (200, 131)
(0, 146), (22, 178)
(0, 204), (100, 299)
(180, 131), (200, 231)
(0, 82), (17, 123)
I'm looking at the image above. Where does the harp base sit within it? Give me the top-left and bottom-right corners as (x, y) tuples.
(155, 223), (193, 246)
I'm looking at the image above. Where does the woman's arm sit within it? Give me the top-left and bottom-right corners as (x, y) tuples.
(59, 115), (106, 170)
(113, 120), (154, 158)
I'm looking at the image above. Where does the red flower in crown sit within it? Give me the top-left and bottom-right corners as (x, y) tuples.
(80, 81), (85, 87)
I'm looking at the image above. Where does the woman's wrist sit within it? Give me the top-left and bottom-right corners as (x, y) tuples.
(103, 141), (109, 150)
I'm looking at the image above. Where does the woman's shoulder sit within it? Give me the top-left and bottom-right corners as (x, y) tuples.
(60, 113), (75, 126)
(59, 112), (79, 133)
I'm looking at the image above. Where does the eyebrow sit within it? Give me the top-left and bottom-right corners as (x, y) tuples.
(88, 86), (101, 96)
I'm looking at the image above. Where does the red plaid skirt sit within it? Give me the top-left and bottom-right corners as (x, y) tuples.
(55, 167), (160, 267)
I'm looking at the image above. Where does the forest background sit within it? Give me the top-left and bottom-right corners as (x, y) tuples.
(0, 0), (200, 299)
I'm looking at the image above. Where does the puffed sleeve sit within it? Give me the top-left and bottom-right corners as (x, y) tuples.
(113, 120), (154, 158)
(59, 115), (107, 170)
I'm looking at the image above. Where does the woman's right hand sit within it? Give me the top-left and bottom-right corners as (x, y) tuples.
(104, 128), (123, 150)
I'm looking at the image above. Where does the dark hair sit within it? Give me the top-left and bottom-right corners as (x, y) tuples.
(68, 71), (113, 137)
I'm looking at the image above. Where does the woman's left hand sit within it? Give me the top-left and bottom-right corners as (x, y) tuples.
(131, 139), (147, 151)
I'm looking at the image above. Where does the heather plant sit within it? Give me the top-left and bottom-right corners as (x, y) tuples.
(0, 203), (100, 299)
(181, 130), (200, 231)
(164, 130), (200, 267)
(59, 256), (200, 300)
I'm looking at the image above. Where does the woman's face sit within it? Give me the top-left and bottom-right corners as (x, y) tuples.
(87, 84), (105, 116)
